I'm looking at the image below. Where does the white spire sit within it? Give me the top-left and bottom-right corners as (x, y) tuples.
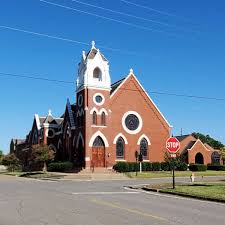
(91, 40), (96, 49)
(129, 68), (134, 74)
(48, 109), (52, 116)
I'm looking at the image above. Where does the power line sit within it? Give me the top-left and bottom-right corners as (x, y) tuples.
(0, 71), (224, 101)
(69, 0), (196, 33)
(119, 0), (193, 23)
(0, 72), (74, 84)
(0, 25), (139, 56)
(39, 0), (184, 38)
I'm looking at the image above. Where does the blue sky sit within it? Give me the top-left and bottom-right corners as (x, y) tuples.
(0, 0), (225, 153)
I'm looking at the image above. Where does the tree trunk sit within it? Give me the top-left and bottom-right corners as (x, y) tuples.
(43, 161), (47, 172)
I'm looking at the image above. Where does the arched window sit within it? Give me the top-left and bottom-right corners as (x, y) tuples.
(93, 67), (102, 80)
(93, 136), (105, 147)
(140, 138), (148, 159)
(101, 112), (106, 126)
(116, 137), (125, 159)
(93, 111), (97, 125)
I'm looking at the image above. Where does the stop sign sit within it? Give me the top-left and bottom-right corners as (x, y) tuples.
(166, 137), (180, 153)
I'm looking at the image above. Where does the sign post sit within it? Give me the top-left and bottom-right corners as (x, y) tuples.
(166, 137), (180, 189)
(138, 153), (143, 173)
(135, 151), (138, 176)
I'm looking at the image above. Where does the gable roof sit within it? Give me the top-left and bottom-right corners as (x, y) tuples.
(86, 48), (108, 62)
(110, 78), (125, 95)
(66, 99), (75, 127)
(188, 139), (211, 152)
(110, 72), (172, 128)
(176, 134), (192, 142)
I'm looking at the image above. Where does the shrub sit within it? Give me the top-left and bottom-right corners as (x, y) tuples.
(207, 164), (225, 171)
(152, 162), (161, 171)
(113, 162), (129, 172)
(1, 154), (21, 172)
(146, 162), (152, 171)
(143, 162), (152, 171)
(189, 164), (207, 171)
(177, 162), (188, 171)
(127, 162), (138, 172)
(48, 161), (73, 172)
(161, 162), (170, 171)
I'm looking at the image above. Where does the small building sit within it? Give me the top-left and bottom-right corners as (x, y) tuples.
(176, 134), (222, 165)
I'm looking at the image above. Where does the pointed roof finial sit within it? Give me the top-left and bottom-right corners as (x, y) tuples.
(91, 40), (95, 49)
(129, 68), (134, 74)
(48, 109), (52, 116)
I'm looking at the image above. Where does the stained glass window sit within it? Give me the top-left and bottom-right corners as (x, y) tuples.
(125, 114), (139, 131)
(101, 112), (106, 126)
(93, 136), (105, 147)
(140, 138), (148, 159)
(116, 137), (125, 159)
(93, 111), (97, 125)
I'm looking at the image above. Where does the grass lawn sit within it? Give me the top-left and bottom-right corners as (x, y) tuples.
(161, 182), (225, 201)
(126, 170), (225, 179)
(0, 171), (64, 179)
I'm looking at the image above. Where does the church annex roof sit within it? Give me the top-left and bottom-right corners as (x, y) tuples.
(176, 134), (192, 142)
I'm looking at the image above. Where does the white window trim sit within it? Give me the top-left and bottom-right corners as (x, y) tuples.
(75, 132), (85, 148)
(113, 133), (128, 144)
(91, 125), (107, 128)
(93, 93), (105, 106)
(122, 111), (143, 135)
(89, 130), (109, 147)
(137, 134), (151, 145)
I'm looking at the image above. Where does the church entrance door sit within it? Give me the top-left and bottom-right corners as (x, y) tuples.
(92, 136), (105, 167)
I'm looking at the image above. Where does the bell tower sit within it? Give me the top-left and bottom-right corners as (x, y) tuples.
(75, 42), (111, 168)
(76, 41), (111, 91)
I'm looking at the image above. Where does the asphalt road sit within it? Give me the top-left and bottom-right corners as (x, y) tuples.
(0, 175), (225, 225)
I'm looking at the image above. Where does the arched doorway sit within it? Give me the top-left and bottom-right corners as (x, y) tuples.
(92, 136), (105, 167)
(195, 152), (204, 164)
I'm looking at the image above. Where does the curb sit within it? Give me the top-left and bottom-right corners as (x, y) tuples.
(142, 187), (225, 204)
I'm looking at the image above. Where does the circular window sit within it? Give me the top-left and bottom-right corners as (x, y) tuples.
(125, 114), (139, 131)
(45, 128), (55, 138)
(95, 95), (103, 103)
(122, 111), (143, 134)
(78, 94), (83, 107)
(93, 93), (105, 106)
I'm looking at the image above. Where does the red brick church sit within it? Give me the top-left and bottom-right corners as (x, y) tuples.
(10, 42), (221, 168)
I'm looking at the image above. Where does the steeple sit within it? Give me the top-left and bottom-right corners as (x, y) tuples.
(76, 41), (111, 91)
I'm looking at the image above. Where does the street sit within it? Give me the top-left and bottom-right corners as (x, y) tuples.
(0, 176), (225, 225)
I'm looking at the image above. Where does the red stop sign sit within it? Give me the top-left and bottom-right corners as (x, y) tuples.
(166, 137), (180, 153)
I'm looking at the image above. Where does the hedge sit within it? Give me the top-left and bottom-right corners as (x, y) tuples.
(207, 164), (225, 171)
(113, 161), (188, 173)
(189, 164), (207, 171)
(177, 162), (188, 171)
(48, 161), (73, 172)
(152, 162), (161, 171)
(161, 162), (170, 171)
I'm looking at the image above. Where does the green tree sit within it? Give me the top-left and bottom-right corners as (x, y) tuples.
(0, 150), (3, 164)
(31, 145), (55, 172)
(221, 147), (225, 165)
(192, 132), (224, 149)
(164, 152), (187, 171)
(1, 154), (21, 172)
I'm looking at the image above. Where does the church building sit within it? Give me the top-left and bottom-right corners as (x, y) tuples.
(72, 41), (172, 168)
(11, 42), (220, 169)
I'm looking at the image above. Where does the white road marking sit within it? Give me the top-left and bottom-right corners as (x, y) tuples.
(72, 191), (140, 195)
